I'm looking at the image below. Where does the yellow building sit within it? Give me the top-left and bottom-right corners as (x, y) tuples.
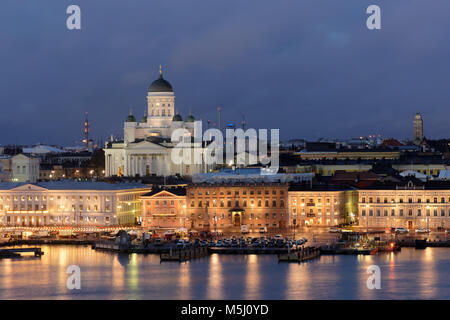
(296, 150), (400, 161)
(288, 187), (347, 227)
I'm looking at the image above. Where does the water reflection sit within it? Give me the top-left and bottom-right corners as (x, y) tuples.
(206, 254), (223, 299)
(244, 255), (260, 299)
(0, 246), (449, 299)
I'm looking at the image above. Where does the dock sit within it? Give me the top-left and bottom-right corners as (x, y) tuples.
(278, 247), (320, 262)
(0, 247), (44, 258)
(160, 247), (209, 262)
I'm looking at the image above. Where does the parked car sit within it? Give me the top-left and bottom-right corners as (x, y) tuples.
(415, 228), (431, 234)
(176, 240), (186, 248)
(207, 241), (216, 247)
(258, 227), (267, 233)
(395, 228), (409, 234)
(154, 238), (163, 246)
(328, 227), (341, 233)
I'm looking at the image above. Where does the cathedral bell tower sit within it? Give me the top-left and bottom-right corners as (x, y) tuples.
(147, 65), (175, 128)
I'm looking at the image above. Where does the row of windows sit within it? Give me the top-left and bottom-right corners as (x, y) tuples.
(187, 212), (285, 219)
(189, 190), (285, 196)
(292, 197), (338, 204)
(0, 195), (110, 202)
(361, 197), (450, 204)
(190, 199), (285, 208)
(361, 209), (450, 217)
(150, 109), (171, 116)
(148, 200), (184, 206)
(0, 204), (111, 212)
(5, 216), (111, 223)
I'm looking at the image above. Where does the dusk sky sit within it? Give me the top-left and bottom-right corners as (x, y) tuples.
(1, 0), (449, 146)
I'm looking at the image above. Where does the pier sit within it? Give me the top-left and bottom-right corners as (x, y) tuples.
(0, 247), (44, 258)
(160, 247), (209, 262)
(278, 246), (321, 262)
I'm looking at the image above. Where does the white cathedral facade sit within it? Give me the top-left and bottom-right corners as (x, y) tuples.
(104, 67), (213, 177)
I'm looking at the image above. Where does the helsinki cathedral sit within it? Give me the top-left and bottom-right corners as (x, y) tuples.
(104, 66), (212, 177)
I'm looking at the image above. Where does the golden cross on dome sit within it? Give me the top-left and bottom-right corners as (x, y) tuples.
(159, 65), (162, 76)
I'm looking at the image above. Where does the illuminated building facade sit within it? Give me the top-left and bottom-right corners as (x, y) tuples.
(104, 67), (213, 177)
(288, 188), (347, 227)
(0, 181), (150, 227)
(141, 187), (187, 229)
(358, 182), (450, 229)
(186, 183), (289, 232)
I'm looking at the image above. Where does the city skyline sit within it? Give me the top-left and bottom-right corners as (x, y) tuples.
(1, 1), (449, 145)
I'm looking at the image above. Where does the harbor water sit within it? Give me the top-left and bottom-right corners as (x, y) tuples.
(0, 245), (449, 299)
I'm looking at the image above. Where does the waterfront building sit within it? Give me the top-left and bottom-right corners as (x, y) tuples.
(186, 183), (289, 232)
(0, 181), (150, 227)
(288, 186), (349, 227)
(358, 181), (450, 229)
(104, 67), (213, 177)
(141, 187), (187, 229)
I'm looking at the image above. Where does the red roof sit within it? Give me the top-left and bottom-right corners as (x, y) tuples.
(380, 138), (403, 147)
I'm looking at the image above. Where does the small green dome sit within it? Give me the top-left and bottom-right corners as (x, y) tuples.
(140, 114), (147, 123)
(186, 114), (195, 122)
(126, 113), (136, 122)
(172, 114), (183, 122)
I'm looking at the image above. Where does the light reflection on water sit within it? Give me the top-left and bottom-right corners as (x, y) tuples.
(0, 245), (449, 300)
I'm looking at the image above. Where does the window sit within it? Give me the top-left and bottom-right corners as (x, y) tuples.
(418, 209), (421, 216)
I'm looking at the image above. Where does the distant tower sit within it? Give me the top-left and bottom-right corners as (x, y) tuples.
(83, 112), (89, 148)
(217, 107), (222, 133)
(241, 112), (246, 130)
(413, 113), (423, 145)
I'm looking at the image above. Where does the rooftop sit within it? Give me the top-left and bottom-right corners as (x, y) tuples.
(0, 180), (150, 191)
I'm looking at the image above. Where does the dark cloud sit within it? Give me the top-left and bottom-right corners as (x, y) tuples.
(0, 0), (449, 145)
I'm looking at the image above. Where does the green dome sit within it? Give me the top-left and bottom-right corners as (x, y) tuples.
(140, 114), (147, 123)
(126, 113), (136, 122)
(186, 115), (195, 122)
(172, 114), (183, 122)
(148, 66), (173, 93)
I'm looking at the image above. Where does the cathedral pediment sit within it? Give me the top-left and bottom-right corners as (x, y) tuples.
(126, 140), (168, 151)
(10, 184), (48, 192)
